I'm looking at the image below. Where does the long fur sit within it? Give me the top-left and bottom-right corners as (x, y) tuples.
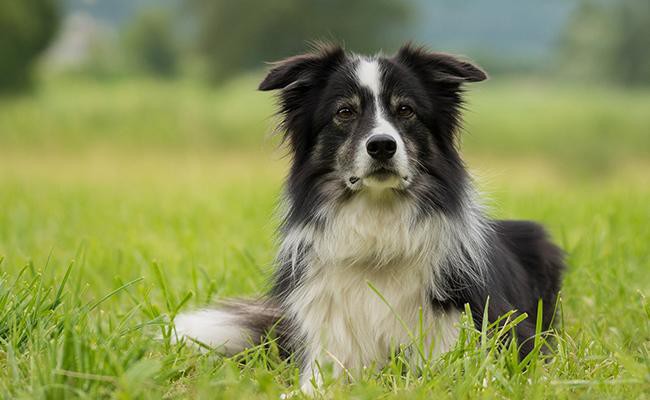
(173, 43), (565, 393)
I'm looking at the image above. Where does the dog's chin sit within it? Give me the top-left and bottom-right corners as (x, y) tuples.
(346, 168), (409, 191)
(363, 173), (402, 189)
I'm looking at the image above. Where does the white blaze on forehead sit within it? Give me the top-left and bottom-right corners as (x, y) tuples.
(354, 56), (409, 182)
(355, 57), (392, 133)
(355, 57), (401, 139)
(356, 58), (382, 97)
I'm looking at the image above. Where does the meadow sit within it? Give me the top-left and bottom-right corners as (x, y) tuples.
(0, 76), (648, 398)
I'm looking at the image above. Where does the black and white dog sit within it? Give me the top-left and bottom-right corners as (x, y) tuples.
(174, 44), (565, 393)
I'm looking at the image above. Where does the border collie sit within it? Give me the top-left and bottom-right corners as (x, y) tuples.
(173, 44), (565, 394)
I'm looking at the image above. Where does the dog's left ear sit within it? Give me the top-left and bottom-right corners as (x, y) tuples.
(259, 44), (345, 91)
(395, 43), (487, 84)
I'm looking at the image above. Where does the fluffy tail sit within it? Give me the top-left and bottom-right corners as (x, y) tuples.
(172, 299), (282, 355)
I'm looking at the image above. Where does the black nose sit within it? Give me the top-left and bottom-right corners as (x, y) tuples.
(366, 134), (397, 161)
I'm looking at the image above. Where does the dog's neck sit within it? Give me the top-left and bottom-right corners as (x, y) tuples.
(279, 186), (490, 295)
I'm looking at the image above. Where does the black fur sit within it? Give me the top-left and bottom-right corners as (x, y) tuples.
(258, 43), (565, 360)
(431, 220), (565, 357)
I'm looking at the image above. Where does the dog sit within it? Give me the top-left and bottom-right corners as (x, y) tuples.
(173, 43), (565, 394)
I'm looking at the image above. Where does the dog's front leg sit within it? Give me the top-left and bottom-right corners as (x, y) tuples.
(279, 349), (325, 399)
(299, 357), (324, 396)
(300, 343), (357, 395)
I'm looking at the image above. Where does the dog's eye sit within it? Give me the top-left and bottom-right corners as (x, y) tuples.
(396, 104), (414, 118)
(336, 107), (356, 121)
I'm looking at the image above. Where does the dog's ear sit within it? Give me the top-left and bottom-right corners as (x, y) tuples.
(259, 44), (346, 91)
(395, 43), (487, 84)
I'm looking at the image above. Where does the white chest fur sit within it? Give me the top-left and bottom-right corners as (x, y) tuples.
(287, 261), (461, 373)
(283, 193), (462, 375)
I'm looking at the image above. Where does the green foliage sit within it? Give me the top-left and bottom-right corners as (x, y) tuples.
(188, 0), (410, 83)
(558, 0), (650, 86)
(124, 9), (180, 78)
(0, 0), (60, 92)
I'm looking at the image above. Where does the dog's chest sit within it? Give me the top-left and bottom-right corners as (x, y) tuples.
(288, 264), (460, 371)
(313, 194), (433, 265)
(286, 196), (459, 370)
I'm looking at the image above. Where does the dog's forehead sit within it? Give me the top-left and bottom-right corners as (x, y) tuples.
(349, 54), (421, 98)
(355, 56), (382, 96)
(321, 53), (422, 103)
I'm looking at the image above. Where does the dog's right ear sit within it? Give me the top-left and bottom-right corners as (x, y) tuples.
(258, 44), (345, 91)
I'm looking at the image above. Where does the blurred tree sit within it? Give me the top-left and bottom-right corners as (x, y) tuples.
(558, 0), (650, 86)
(124, 9), (179, 78)
(188, 0), (410, 83)
(0, 0), (60, 91)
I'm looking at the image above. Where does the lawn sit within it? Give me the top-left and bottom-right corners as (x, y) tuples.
(0, 77), (648, 398)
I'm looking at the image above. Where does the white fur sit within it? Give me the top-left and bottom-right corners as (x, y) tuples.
(354, 58), (410, 187)
(356, 58), (381, 95)
(172, 309), (251, 355)
(280, 189), (489, 392)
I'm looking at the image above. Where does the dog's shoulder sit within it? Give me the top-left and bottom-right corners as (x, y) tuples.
(492, 219), (565, 277)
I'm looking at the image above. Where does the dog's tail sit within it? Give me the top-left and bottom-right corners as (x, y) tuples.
(172, 299), (282, 355)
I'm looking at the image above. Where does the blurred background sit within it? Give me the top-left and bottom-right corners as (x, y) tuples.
(0, 0), (648, 168)
(1, 3), (649, 396)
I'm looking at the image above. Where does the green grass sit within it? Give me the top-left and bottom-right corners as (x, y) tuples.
(0, 78), (649, 398)
(1, 75), (649, 168)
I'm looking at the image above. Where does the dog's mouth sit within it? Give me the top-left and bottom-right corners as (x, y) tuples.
(347, 167), (410, 189)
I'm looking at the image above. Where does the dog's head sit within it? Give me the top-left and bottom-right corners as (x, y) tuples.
(260, 43), (486, 222)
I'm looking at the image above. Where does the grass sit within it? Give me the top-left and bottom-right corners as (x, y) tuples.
(1, 75), (649, 168)
(0, 77), (649, 398)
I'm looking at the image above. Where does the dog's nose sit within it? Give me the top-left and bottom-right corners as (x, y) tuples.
(366, 134), (397, 161)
